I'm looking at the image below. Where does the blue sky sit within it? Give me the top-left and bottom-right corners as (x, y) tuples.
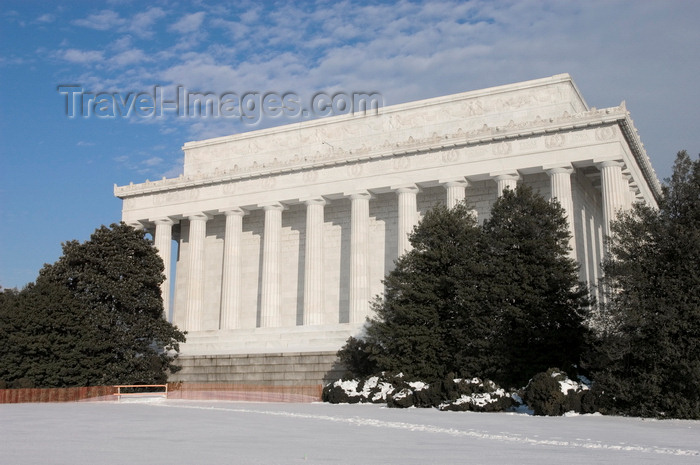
(1, 0), (698, 289)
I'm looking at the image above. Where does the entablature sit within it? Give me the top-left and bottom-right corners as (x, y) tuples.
(115, 104), (644, 200)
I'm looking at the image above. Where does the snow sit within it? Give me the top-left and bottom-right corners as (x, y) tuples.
(550, 371), (590, 395)
(392, 388), (412, 400)
(330, 376), (397, 402)
(408, 381), (428, 391)
(2, 400), (699, 464)
(448, 389), (507, 408)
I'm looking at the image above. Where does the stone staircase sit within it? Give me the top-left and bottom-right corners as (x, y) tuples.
(169, 351), (345, 386)
(168, 323), (362, 385)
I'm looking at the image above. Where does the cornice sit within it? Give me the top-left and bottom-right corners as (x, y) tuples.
(617, 110), (663, 202)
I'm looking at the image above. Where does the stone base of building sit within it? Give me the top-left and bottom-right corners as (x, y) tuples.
(169, 351), (345, 386)
(176, 322), (363, 355)
(168, 323), (359, 385)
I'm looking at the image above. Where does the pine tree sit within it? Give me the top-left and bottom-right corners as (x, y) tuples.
(593, 151), (700, 418)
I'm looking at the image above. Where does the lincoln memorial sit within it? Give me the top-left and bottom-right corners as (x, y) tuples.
(114, 74), (661, 385)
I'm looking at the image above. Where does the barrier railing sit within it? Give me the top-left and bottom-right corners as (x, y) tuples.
(165, 382), (322, 402)
(0, 386), (116, 404)
(114, 384), (168, 401)
(0, 383), (323, 404)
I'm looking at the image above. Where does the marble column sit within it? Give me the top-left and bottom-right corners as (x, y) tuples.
(219, 208), (245, 330)
(396, 185), (419, 256)
(260, 203), (285, 328)
(185, 213), (210, 331)
(153, 218), (175, 320)
(348, 191), (371, 324)
(303, 198), (326, 325)
(494, 173), (519, 197)
(546, 167), (576, 259)
(441, 178), (468, 209)
(599, 160), (627, 238)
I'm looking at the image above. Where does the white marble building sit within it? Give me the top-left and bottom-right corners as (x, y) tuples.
(115, 74), (661, 384)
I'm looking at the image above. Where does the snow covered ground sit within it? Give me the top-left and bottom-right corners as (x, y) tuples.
(2, 399), (699, 464)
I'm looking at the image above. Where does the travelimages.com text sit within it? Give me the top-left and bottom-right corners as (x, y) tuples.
(57, 85), (383, 123)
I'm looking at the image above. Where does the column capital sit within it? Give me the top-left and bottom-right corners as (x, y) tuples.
(345, 190), (372, 200)
(150, 217), (177, 226)
(258, 202), (286, 211)
(596, 159), (624, 169)
(185, 212), (213, 221)
(219, 207), (246, 217)
(391, 183), (420, 194)
(490, 172), (520, 181)
(301, 196), (327, 206)
(543, 165), (574, 175)
(442, 177), (470, 209)
(439, 177), (470, 187)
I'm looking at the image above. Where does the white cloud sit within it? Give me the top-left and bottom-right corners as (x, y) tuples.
(128, 7), (166, 38)
(72, 7), (166, 38)
(62, 49), (104, 64)
(169, 11), (205, 34)
(110, 35), (134, 51)
(110, 48), (150, 67)
(36, 13), (55, 23)
(142, 156), (163, 167)
(72, 9), (125, 31)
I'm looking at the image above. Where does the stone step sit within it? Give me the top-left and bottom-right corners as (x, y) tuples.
(169, 351), (346, 386)
(178, 323), (363, 356)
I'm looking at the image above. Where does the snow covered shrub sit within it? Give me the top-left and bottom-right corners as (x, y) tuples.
(324, 374), (515, 412)
(387, 386), (416, 408)
(578, 389), (598, 414)
(336, 336), (379, 378)
(387, 376), (514, 411)
(323, 379), (362, 404)
(523, 369), (593, 416)
(413, 380), (446, 408)
(385, 379), (444, 408)
(523, 369), (566, 416)
(323, 374), (396, 404)
(439, 377), (515, 412)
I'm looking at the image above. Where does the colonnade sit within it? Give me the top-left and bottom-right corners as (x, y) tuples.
(149, 162), (632, 331)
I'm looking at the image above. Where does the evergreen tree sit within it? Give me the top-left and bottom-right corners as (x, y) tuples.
(359, 203), (484, 380)
(0, 223), (185, 388)
(483, 185), (589, 387)
(0, 282), (104, 387)
(339, 186), (589, 387)
(592, 151), (700, 418)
